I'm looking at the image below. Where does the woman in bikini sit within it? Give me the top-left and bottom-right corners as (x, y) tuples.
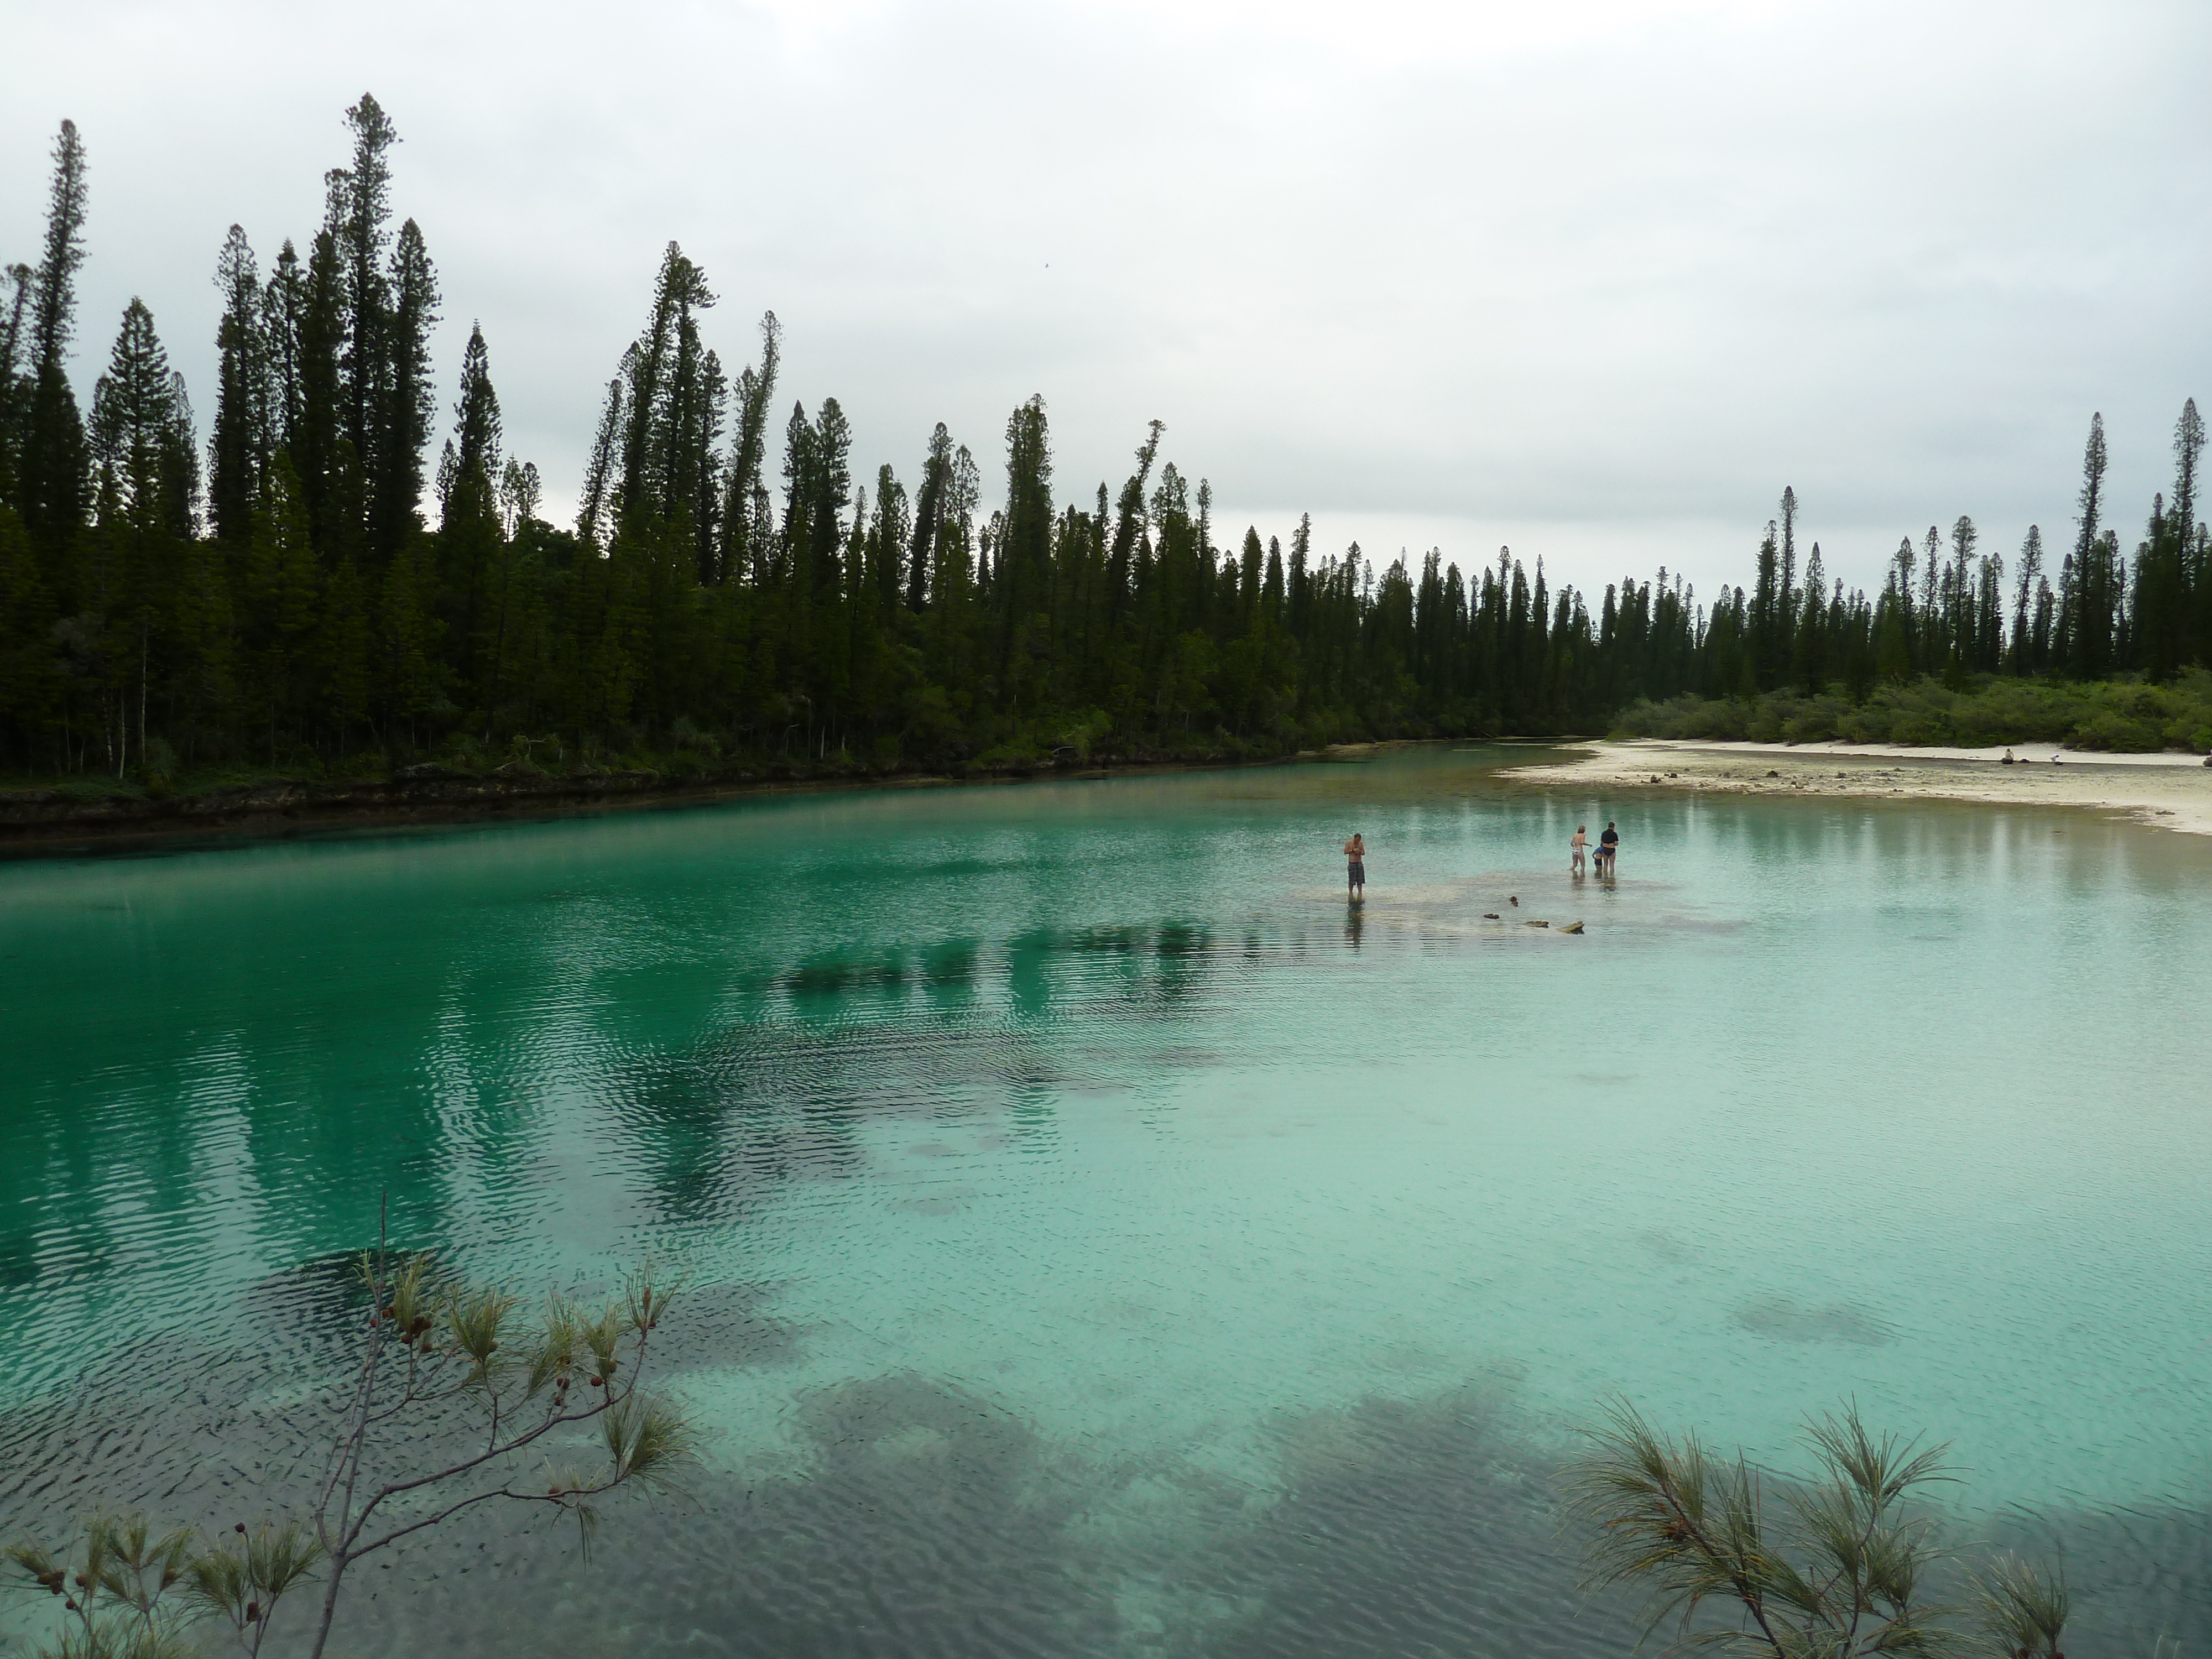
(1571, 825), (1588, 874)
(1344, 833), (1366, 900)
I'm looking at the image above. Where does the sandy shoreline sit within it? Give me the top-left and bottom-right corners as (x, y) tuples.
(1503, 738), (2212, 837)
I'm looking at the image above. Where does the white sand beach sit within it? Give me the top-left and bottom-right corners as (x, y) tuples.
(1504, 739), (2212, 836)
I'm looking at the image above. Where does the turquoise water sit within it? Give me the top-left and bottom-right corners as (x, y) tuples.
(3, 747), (2210, 1656)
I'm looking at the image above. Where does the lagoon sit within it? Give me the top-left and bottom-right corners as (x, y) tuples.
(3, 747), (2209, 1657)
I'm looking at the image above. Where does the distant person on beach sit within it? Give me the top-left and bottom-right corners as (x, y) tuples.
(1598, 821), (1619, 874)
(1344, 833), (1366, 900)
(2002, 748), (2016, 764)
(1571, 825), (1588, 874)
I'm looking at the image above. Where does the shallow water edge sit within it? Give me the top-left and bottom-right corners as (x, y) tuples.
(0, 743), (1406, 858)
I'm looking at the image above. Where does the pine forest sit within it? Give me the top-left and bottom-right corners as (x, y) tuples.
(3, 100), (2210, 792)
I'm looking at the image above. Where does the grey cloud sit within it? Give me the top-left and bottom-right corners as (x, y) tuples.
(2, 0), (2205, 603)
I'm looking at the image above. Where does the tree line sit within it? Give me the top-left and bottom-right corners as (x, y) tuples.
(2, 100), (2208, 782)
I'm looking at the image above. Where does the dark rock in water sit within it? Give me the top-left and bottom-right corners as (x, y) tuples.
(1524, 920), (1548, 928)
(1483, 912), (1500, 920)
(1558, 921), (1584, 934)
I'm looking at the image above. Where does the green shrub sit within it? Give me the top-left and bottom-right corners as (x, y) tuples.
(1615, 672), (2211, 751)
(2070, 712), (2166, 752)
(1614, 695), (1753, 741)
(1781, 696), (1848, 743)
(1834, 702), (1892, 743)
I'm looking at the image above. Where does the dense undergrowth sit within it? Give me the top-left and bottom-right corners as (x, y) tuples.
(1613, 669), (2212, 752)
(0, 714), (1322, 806)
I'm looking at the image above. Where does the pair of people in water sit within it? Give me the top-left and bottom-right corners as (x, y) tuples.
(1345, 820), (1619, 899)
(1570, 822), (1619, 875)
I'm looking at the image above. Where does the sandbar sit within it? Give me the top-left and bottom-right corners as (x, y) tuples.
(1504, 739), (2212, 837)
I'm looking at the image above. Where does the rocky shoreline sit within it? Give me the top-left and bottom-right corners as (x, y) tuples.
(0, 765), (712, 851)
(0, 749), (1328, 854)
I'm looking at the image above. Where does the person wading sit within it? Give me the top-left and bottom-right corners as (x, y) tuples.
(1344, 833), (1366, 901)
(1598, 821), (1620, 875)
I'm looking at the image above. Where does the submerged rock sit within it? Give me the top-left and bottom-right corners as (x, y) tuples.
(1559, 921), (1585, 934)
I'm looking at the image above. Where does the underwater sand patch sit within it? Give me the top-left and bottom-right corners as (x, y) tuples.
(1731, 1293), (1895, 1346)
(889, 1191), (977, 1216)
(1656, 914), (1747, 934)
(1635, 1229), (1699, 1265)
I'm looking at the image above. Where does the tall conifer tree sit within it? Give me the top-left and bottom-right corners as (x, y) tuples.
(18, 120), (91, 570)
(335, 96), (397, 479)
(440, 325), (501, 508)
(870, 463), (909, 615)
(2010, 526), (2043, 674)
(577, 365), (626, 549)
(995, 395), (1052, 689)
(372, 217), (439, 556)
(86, 299), (197, 771)
(2065, 413), (2111, 675)
(721, 311), (780, 585)
(263, 239), (307, 452)
(615, 242), (716, 538)
(907, 421), (954, 612)
(437, 323), (503, 696)
(210, 225), (270, 545)
(296, 225), (348, 555)
(89, 300), (196, 540)
(0, 264), (35, 505)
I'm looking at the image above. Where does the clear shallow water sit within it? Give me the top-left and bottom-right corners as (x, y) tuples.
(3, 747), (2210, 1657)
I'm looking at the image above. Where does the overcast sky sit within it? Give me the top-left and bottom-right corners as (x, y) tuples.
(4, 0), (2208, 602)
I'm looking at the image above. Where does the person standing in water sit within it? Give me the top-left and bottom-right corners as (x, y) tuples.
(1598, 821), (1619, 874)
(1344, 832), (1366, 900)
(1570, 824), (1588, 875)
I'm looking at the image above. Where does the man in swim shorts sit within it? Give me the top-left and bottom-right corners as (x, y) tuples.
(1344, 833), (1366, 899)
